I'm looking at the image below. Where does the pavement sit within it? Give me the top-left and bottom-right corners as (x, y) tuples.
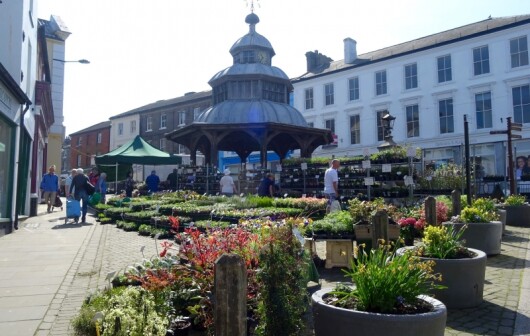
(0, 198), (528, 336)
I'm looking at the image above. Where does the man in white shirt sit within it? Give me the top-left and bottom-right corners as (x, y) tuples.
(324, 159), (340, 213)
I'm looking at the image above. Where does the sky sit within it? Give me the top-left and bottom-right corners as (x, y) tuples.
(37, 0), (530, 135)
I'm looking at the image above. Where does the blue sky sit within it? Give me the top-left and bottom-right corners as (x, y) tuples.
(37, 0), (530, 135)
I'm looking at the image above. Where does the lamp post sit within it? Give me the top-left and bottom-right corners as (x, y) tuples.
(377, 111), (397, 151)
(53, 58), (90, 64)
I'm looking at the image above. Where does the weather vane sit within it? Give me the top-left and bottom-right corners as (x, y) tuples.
(245, 0), (260, 13)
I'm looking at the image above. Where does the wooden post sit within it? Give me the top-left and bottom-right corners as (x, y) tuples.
(425, 196), (437, 225)
(372, 210), (388, 248)
(214, 254), (247, 336)
(451, 190), (462, 217)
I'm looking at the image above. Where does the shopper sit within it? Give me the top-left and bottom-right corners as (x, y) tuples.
(146, 170), (160, 193)
(219, 168), (237, 196)
(40, 165), (60, 213)
(324, 159), (340, 213)
(257, 173), (275, 197)
(70, 168), (90, 223)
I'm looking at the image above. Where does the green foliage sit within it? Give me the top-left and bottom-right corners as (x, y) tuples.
(255, 225), (308, 335)
(435, 195), (453, 218)
(505, 194), (526, 206)
(348, 198), (400, 224)
(330, 244), (442, 313)
(101, 286), (167, 336)
(418, 163), (464, 190)
(311, 210), (354, 234)
(420, 225), (467, 259)
(459, 198), (499, 223)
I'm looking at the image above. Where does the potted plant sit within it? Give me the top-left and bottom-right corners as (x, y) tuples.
(399, 225), (487, 309)
(397, 217), (425, 246)
(443, 198), (502, 255)
(312, 243), (447, 336)
(499, 194), (530, 227)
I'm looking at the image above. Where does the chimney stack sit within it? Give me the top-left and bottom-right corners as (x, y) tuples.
(344, 38), (357, 64)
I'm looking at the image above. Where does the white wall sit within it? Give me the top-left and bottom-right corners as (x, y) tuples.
(293, 23), (530, 158)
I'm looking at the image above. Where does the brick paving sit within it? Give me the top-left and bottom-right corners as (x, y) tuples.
(0, 200), (528, 335)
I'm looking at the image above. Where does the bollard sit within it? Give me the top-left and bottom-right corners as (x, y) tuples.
(451, 190), (461, 217)
(372, 210), (388, 249)
(425, 196), (437, 225)
(214, 254), (247, 336)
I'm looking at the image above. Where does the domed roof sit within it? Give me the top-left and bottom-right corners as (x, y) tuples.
(229, 13), (275, 56)
(209, 63), (289, 85)
(196, 100), (308, 126)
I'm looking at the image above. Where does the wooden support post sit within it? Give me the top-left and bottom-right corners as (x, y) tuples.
(214, 254), (247, 336)
(372, 210), (388, 248)
(425, 196), (437, 225)
(452, 190), (462, 217)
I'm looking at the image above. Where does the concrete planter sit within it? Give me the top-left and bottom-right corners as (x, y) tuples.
(442, 221), (502, 255)
(398, 247), (486, 309)
(312, 288), (446, 336)
(502, 205), (530, 227)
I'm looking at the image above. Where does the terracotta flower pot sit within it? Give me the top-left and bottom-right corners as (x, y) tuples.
(312, 288), (447, 336)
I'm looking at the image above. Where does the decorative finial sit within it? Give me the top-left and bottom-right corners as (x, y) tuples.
(245, 0), (260, 13)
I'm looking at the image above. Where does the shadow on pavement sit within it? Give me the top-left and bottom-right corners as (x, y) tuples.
(52, 222), (94, 229)
(447, 300), (528, 335)
(503, 229), (530, 243)
(486, 253), (528, 269)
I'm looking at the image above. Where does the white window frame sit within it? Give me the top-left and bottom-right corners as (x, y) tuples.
(159, 138), (166, 151)
(475, 91), (492, 129)
(375, 70), (387, 95)
(305, 88), (314, 110)
(118, 123), (123, 136)
(404, 63), (417, 90)
(512, 84), (530, 124)
(130, 120), (137, 133)
(350, 114), (361, 144)
(160, 114), (167, 129)
(324, 83), (334, 106)
(348, 77), (359, 101)
(97, 132), (102, 144)
(193, 107), (201, 120)
(406, 104), (419, 138)
(437, 55), (452, 83)
(510, 36), (529, 68)
(178, 111), (186, 126)
(438, 98), (454, 134)
(473, 45), (490, 76)
(146, 116), (153, 131)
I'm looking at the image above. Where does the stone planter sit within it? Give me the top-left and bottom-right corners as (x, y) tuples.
(312, 288), (446, 336)
(442, 221), (502, 255)
(398, 247), (486, 309)
(501, 205), (530, 227)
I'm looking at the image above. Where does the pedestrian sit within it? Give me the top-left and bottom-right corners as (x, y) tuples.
(516, 156), (530, 180)
(97, 172), (107, 203)
(219, 168), (237, 196)
(88, 167), (99, 187)
(324, 159), (340, 213)
(146, 170), (160, 193)
(40, 165), (60, 213)
(125, 171), (135, 197)
(70, 168), (90, 223)
(64, 168), (78, 198)
(166, 168), (179, 191)
(257, 173), (275, 197)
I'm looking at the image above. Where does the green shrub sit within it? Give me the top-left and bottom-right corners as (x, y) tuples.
(505, 194), (526, 206)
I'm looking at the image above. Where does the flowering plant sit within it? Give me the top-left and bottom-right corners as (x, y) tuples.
(397, 217), (425, 242)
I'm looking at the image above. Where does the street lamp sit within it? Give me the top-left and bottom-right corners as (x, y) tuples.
(53, 58), (90, 64)
(377, 111), (397, 151)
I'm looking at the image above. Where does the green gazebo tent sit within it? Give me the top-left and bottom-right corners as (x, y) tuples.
(95, 135), (182, 191)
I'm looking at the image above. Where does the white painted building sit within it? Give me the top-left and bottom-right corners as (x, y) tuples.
(292, 15), (530, 176)
(0, 0), (37, 235)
